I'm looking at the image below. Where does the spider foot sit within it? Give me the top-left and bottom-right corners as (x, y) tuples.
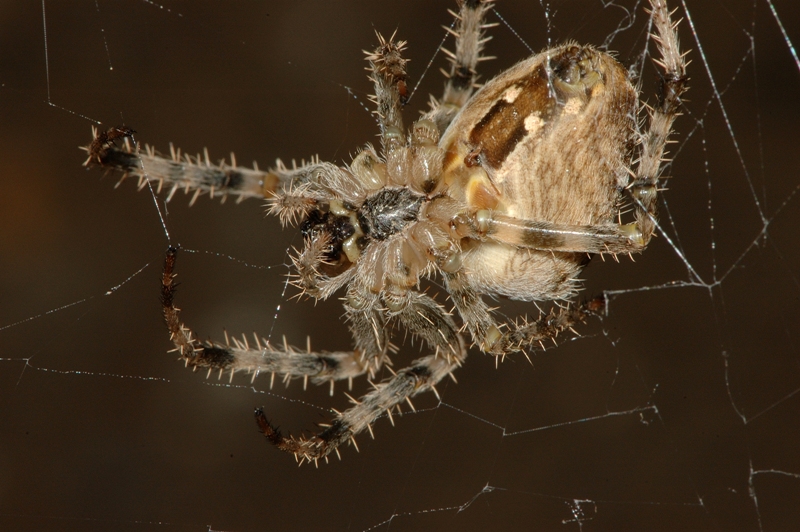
(83, 125), (136, 166)
(255, 408), (351, 465)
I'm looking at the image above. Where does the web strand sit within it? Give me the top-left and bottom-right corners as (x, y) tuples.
(2, 2), (799, 531)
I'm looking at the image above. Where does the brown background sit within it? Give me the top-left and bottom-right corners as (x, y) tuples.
(1, 1), (799, 530)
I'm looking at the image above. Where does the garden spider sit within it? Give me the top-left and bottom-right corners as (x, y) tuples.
(85, 0), (686, 465)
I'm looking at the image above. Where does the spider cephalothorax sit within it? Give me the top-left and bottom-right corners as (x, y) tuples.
(86, 0), (686, 464)
(357, 188), (425, 242)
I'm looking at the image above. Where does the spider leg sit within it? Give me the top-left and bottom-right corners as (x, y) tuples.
(389, 290), (465, 362)
(256, 288), (466, 463)
(631, 0), (688, 245)
(452, 209), (646, 255)
(365, 32), (409, 155)
(255, 351), (461, 464)
(425, 0), (496, 134)
(83, 125), (341, 205)
(161, 247), (384, 390)
(345, 287), (393, 378)
(445, 271), (604, 357)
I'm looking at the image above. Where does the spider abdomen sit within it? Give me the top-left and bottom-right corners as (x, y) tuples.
(436, 44), (638, 302)
(440, 44), (635, 225)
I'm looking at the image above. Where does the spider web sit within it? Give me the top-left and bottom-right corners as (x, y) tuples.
(2, 1), (799, 530)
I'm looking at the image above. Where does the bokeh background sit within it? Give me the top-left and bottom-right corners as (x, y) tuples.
(2, 1), (799, 530)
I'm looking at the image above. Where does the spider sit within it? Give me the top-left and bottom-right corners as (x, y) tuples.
(85, 0), (686, 465)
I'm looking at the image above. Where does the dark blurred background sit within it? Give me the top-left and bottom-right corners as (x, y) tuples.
(1, 1), (799, 530)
